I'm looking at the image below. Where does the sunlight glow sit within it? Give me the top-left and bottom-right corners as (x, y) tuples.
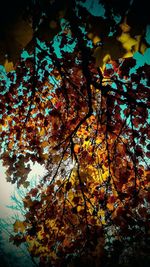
(0, 160), (47, 218)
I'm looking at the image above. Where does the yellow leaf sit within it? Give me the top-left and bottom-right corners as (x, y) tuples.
(98, 209), (105, 217)
(117, 33), (137, 51)
(41, 141), (49, 148)
(101, 218), (106, 225)
(123, 51), (133, 58)
(96, 137), (102, 145)
(13, 220), (26, 233)
(99, 170), (109, 182)
(93, 36), (101, 45)
(67, 190), (74, 201)
(77, 205), (83, 212)
(83, 140), (91, 150)
(4, 59), (14, 72)
(103, 54), (111, 64)
(37, 226), (44, 240)
(39, 127), (45, 136)
(42, 153), (49, 160)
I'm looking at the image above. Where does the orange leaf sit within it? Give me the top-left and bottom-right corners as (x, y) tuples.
(74, 144), (80, 153)
(106, 203), (114, 211)
(41, 141), (49, 148)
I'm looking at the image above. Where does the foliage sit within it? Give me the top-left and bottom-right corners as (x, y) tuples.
(0, 0), (150, 266)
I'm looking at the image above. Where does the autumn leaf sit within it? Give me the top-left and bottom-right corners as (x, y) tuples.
(74, 144), (80, 153)
(41, 141), (49, 148)
(13, 220), (26, 233)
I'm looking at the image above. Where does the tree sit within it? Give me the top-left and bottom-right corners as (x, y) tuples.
(0, 0), (150, 266)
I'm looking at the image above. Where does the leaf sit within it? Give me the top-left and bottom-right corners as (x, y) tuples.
(4, 59), (14, 72)
(106, 203), (114, 211)
(120, 20), (131, 33)
(23, 181), (30, 188)
(41, 153), (49, 160)
(117, 33), (137, 52)
(41, 141), (49, 148)
(39, 127), (45, 136)
(117, 143), (126, 155)
(13, 220), (26, 233)
(74, 144), (80, 153)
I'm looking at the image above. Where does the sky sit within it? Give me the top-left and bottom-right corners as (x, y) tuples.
(0, 161), (47, 219)
(0, 161), (47, 266)
(0, 161), (14, 218)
